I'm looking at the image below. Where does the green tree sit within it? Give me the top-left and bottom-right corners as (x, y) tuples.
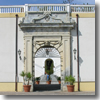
(45, 59), (54, 75)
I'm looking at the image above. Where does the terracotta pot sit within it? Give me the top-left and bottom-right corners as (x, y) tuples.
(67, 85), (75, 92)
(58, 80), (61, 84)
(35, 81), (39, 84)
(23, 85), (31, 92)
(47, 80), (51, 84)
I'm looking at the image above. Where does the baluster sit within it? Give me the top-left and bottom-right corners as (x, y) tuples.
(32, 6), (33, 11)
(93, 7), (94, 12)
(88, 7), (90, 12)
(86, 7), (88, 12)
(17, 8), (19, 12)
(53, 6), (54, 11)
(36, 6), (40, 11)
(60, 6), (61, 11)
(42, 6), (43, 11)
(57, 6), (58, 11)
(73, 7), (75, 12)
(9, 8), (11, 13)
(49, 6), (50, 11)
(85, 7), (87, 12)
(43, 6), (45, 11)
(61, 6), (62, 11)
(79, 7), (80, 12)
(90, 7), (91, 12)
(29, 6), (31, 11)
(51, 6), (53, 11)
(0, 8), (1, 13)
(14, 8), (15, 13)
(45, 6), (46, 11)
(18, 8), (20, 12)
(22, 7), (23, 12)
(8, 8), (9, 13)
(59, 6), (61, 11)
(76, 7), (77, 12)
(34, 6), (35, 11)
(50, 6), (51, 11)
(40, 6), (42, 11)
(84, 7), (85, 12)
(33, 6), (34, 11)
(62, 6), (63, 11)
(20, 8), (22, 13)
(5, 8), (6, 13)
(63, 6), (64, 11)
(36, 6), (37, 11)
(12, 8), (13, 13)
(31, 6), (32, 11)
(48, 6), (50, 11)
(74, 7), (76, 12)
(38, 6), (41, 11)
(92, 7), (93, 12)
(76, 7), (78, 12)
(4, 8), (5, 13)
(6, 8), (7, 13)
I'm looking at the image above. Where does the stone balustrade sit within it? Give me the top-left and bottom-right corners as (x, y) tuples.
(71, 5), (95, 12)
(0, 5), (25, 13)
(0, 4), (95, 13)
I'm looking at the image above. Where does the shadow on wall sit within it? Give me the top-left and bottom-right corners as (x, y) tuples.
(61, 67), (70, 80)
(70, 20), (83, 81)
(79, 57), (83, 66)
(71, 23), (82, 37)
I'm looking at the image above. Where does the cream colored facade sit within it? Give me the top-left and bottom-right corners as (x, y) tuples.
(0, 4), (95, 92)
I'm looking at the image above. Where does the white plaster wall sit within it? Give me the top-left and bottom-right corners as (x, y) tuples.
(0, 17), (95, 82)
(71, 18), (95, 82)
(35, 58), (61, 77)
(0, 18), (24, 82)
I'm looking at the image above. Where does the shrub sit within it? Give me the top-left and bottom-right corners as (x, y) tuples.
(57, 77), (61, 81)
(35, 77), (40, 81)
(65, 75), (75, 85)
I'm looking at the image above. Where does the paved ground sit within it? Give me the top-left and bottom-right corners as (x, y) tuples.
(0, 90), (95, 95)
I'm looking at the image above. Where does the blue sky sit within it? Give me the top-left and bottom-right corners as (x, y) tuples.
(0, 0), (95, 5)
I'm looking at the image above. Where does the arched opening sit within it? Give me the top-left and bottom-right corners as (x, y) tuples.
(34, 46), (61, 91)
(45, 59), (54, 75)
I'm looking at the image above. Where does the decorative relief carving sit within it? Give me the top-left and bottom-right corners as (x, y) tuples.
(34, 40), (63, 54)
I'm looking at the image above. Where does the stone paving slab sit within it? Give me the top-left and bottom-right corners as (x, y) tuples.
(0, 90), (95, 95)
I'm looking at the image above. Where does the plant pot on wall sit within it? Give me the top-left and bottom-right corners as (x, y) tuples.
(23, 85), (31, 92)
(47, 80), (51, 84)
(20, 71), (32, 92)
(35, 77), (40, 84)
(57, 77), (61, 84)
(65, 75), (75, 92)
(35, 81), (40, 84)
(58, 80), (61, 84)
(67, 85), (75, 92)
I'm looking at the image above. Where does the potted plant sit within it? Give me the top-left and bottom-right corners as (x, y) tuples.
(57, 77), (61, 84)
(46, 76), (51, 84)
(35, 77), (40, 84)
(20, 71), (32, 92)
(65, 75), (75, 92)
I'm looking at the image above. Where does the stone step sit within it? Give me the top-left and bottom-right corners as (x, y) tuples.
(39, 81), (59, 84)
(34, 84), (61, 91)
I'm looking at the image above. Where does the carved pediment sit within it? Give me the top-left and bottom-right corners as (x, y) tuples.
(19, 11), (75, 28)
(32, 12), (63, 23)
